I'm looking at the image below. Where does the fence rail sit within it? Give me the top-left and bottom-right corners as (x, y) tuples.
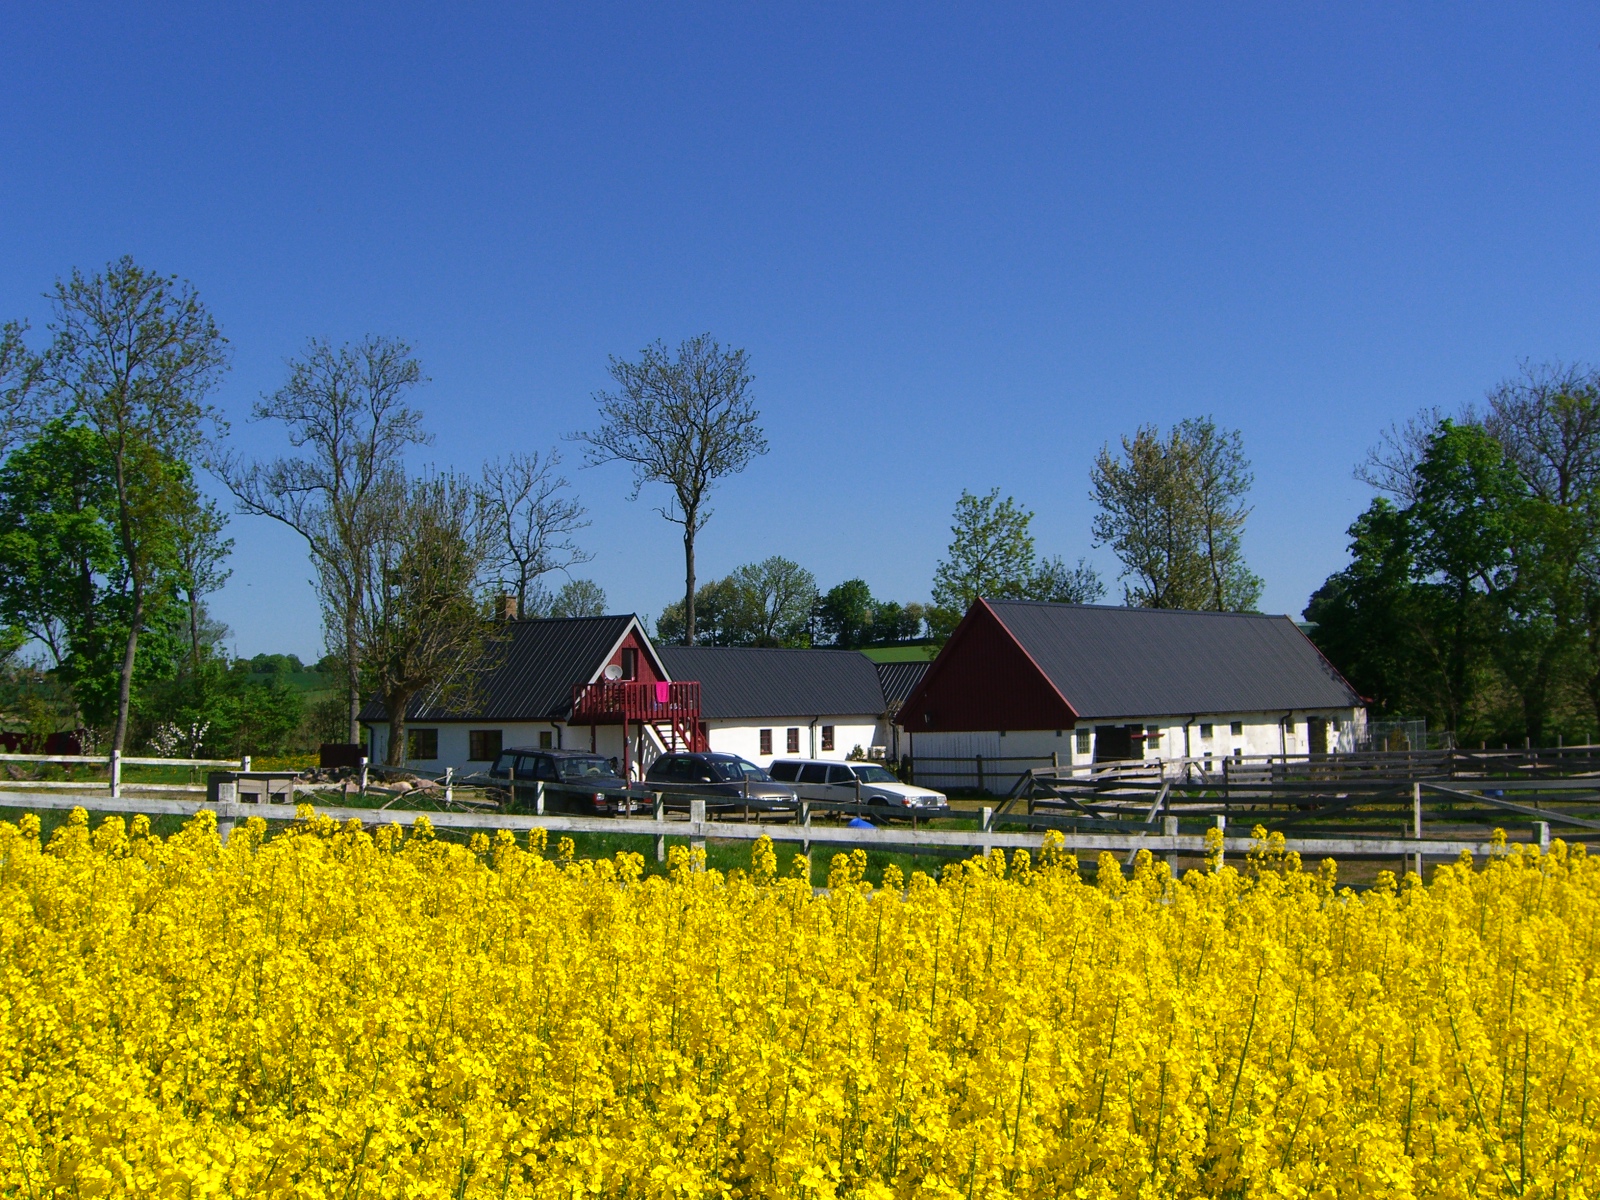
(0, 789), (1564, 880)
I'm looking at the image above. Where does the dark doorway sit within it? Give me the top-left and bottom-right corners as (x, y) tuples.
(1308, 718), (1328, 755)
(1094, 724), (1135, 761)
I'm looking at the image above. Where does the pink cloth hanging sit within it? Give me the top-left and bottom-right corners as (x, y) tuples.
(655, 682), (671, 705)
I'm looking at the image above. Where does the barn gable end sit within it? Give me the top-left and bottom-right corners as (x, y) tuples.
(898, 600), (1078, 733)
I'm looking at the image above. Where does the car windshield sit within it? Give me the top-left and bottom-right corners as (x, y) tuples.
(709, 758), (770, 782)
(850, 765), (899, 783)
(556, 756), (618, 782)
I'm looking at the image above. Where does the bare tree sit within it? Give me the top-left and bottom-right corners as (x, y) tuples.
(43, 258), (229, 754)
(480, 449), (590, 615)
(219, 336), (429, 742)
(357, 472), (493, 765)
(574, 335), (767, 644)
(1355, 407), (1449, 504)
(1481, 361), (1600, 505)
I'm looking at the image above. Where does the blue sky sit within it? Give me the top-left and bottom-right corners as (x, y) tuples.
(4, 4), (1598, 659)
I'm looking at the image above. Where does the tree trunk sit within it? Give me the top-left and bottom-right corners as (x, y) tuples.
(684, 525), (696, 645)
(386, 688), (413, 766)
(111, 585), (144, 754)
(345, 608), (361, 744)
(187, 587), (202, 678)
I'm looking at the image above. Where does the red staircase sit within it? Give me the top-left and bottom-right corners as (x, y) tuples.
(570, 680), (708, 755)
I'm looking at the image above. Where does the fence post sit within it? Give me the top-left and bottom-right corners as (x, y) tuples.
(1163, 813), (1178, 870)
(242, 755), (251, 773)
(1412, 781), (1423, 878)
(359, 756), (368, 797)
(690, 798), (706, 868)
(980, 806), (993, 857)
(1214, 814), (1226, 869)
(1536, 821), (1551, 853)
(654, 793), (665, 862)
(109, 748), (121, 798)
(535, 781), (545, 816)
(216, 779), (237, 843)
(802, 800), (812, 857)
(444, 766), (453, 808)
(976, 754), (985, 796)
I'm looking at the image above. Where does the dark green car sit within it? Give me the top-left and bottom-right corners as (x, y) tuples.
(486, 748), (649, 815)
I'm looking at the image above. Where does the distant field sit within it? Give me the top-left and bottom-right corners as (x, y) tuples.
(858, 643), (938, 663)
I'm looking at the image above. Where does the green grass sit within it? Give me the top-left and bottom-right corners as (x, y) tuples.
(858, 644), (939, 663)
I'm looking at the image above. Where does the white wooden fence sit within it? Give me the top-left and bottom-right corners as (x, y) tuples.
(0, 751), (251, 796)
(0, 789), (1552, 877)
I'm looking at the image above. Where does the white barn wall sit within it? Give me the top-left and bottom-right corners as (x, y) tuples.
(705, 717), (883, 768)
(908, 706), (1366, 789)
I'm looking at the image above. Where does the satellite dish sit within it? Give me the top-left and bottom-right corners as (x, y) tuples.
(603, 664), (624, 680)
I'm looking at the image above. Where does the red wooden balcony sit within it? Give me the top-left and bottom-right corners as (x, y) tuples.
(571, 679), (707, 752)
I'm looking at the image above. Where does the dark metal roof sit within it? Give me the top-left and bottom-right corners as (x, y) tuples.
(875, 660), (929, 707)
(656, 645), (888, 719)
(359, 615), (638, 722)
(983, 600), (1363, 719)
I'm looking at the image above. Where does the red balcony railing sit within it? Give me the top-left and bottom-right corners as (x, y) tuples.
(571, 679), (706, 753)
(571, 679), (701, 722)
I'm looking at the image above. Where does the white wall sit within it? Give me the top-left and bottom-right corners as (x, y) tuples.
(364, 720), (669, 776)
(908, 707), (1366, 784)
(705, 716), (884, 767)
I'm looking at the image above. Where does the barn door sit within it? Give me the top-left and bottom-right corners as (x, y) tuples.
(1308, 718), (1328, 755)
(1094, 724), (1134, 761)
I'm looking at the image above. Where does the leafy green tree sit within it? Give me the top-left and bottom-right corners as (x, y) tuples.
(816, 579), (876, 648)
(0, 421), (119, 670)
(548, 578), (607, 618)
(656, 558), (815, 646)
(42, 258), (229, 755)
(726, 557), (816, 646)
(576, 335), (767, 644)
(1310, 417), (1576, 742)
(0, 320), (41, 456)
(1091, 418), (1259, 610)
(930, 489), (1039, 634)
(929, 489), (1103, 636)
(656, 578), (739, 646)
(1030, 556), (1106, 605)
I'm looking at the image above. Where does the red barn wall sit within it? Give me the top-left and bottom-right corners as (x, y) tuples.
(900, 605), (1077, 732)
(606, 628), (666, 684)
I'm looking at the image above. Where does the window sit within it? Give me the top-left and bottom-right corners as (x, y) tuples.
(827, 765), (856, 784)
(821, 725), (835, 752)
(1199, 723), (1214, 739)
(1233, 747), (1243, 761)
(535, 756), (559, 782)
(1145, 726), (1162, 748)
(759, 729), (773, 756)
(767, 761), (800, 782)
(798, 763), (829, 784)
(469, 730), (502, 761)
(787, 728), (800, 754)
(406, 729), (438, 760)
(621, 648), (638, 681)
(1230, 721), (1243, 736)
(539, 730), (554, 750)
(1075, 728), (1091, 754)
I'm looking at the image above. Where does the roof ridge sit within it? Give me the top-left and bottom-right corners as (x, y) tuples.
(985, 598), (1293, 620)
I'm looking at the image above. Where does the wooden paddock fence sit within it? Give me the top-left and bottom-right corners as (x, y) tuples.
(0, 787), (1567, 882)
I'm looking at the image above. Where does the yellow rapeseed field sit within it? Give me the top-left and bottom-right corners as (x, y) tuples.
(1, 807), (1597, 1198)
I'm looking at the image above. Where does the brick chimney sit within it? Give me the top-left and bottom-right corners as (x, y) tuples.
(496, 593), (519, 621)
